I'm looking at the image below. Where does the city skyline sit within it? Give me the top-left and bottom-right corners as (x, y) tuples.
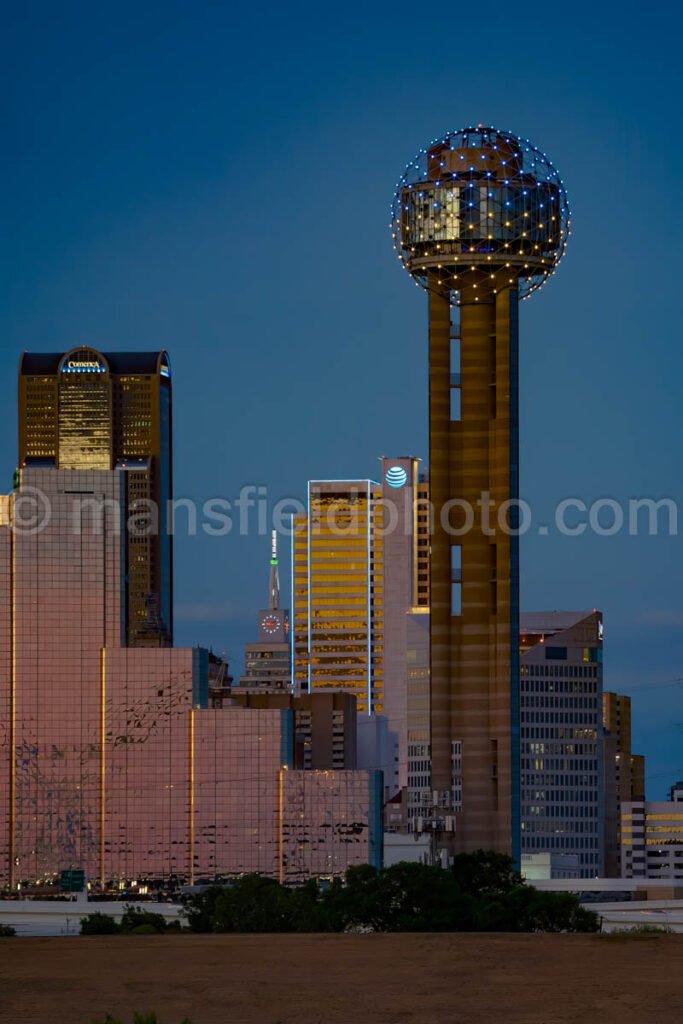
(3, 4), (682, 801)
(0, 348), (382, 888)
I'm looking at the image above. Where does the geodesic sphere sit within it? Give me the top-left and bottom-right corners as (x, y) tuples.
(391, 125), (570, 301)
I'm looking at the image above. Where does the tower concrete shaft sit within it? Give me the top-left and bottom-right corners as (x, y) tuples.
(391, 125), (569, 859)
(429, 278), (519, 857)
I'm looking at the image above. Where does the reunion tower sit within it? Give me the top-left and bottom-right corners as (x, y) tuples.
(391, 125), (570, 857)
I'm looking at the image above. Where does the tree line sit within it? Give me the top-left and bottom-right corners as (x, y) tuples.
(181, 852), (599, 934)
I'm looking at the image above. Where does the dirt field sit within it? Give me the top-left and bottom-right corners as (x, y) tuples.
(1, 933), (682, 1024)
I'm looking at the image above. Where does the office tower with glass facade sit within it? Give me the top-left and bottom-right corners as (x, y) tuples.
(520, 611), (604, 878)
(0, 464), (201, 887)
(380, 457), (429, 798)
(602, 692), (646, 876)
(18, 347), (173, 646)
(391, 127), (570, 858)
(193, 708), (381, 883)
(281, 768), (383, 883)
(292, 481), (384, 713)
(239, 531), (291, 694)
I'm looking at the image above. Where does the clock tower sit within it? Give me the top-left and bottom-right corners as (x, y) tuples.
(257, 530), (289, 643)
(239, 531), (292, 693)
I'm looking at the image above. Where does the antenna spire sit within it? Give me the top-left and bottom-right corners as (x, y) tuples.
(269, 530), (280, 610)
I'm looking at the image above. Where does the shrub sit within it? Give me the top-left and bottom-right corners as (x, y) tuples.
(602, 923), (674, 939)
(80, 913), (120, 936)
(0, 924), (16, 937)
(119, 907), (169, 934)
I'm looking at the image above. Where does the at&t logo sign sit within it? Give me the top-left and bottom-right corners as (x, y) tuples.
(385, 466), (408, 489)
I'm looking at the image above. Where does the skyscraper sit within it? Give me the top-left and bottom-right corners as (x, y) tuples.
(391, 126), (570, 857)
(239, 531), (291, 693)
(602, 692), (646, 876)
(18, 347), (173, 646)
(520, 611), (604, 878)
(0, 462), (202, 886)
(379, 456), (429, 800)
(292, 481), (384, 713)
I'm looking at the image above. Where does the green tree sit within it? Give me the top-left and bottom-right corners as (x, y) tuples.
(181, 886), (223, 933)
(119, 907), (169, 934)
(180, 855), (599, 935)
(80, 912), (120, 935)
(210, 875), (299, 933)
(321, 864), (384, 932)
(451, 850), (522, 898)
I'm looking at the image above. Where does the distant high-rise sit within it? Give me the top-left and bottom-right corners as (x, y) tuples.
(391, 126), (570, 857)
(379, 456), (429, 799)
(292, 481), (384, 713)
(520, 611), (604, 878)
(19, 347), (173, 646)
(405, 609), (431, 823)
(602, 692), (646, 876)
(670, 781), (683, 803)
(239, 531), (291, 694)
(232, 691), (358, 771)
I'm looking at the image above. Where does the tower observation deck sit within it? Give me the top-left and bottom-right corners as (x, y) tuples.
(390, 126), (570, 859)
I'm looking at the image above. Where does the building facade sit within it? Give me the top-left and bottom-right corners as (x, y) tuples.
(281, 769), (382, 883)
(230, 691), (357, 771)
(520, 611), (604, 878)
(19, 347), (173, 646)
(622, 801), (683, 880)
(292, 481), (384, 713)
(0, 465), (203, 886)
(379, 457), (429, 798)
(406, 610), (431, 824)
(602, 692), (646, 876)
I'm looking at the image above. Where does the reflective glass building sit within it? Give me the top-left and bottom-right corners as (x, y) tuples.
(292, 481), (384, 713)
(0, 354), (380, 889)
(19, 347), (173, 647)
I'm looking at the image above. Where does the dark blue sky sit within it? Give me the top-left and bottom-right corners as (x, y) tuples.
(2, 1), (682, 796)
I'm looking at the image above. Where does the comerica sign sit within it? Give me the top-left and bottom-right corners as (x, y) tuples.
(61, 355), (107, 372)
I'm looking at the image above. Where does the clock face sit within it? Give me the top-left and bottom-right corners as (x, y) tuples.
(261, 615), (280, 635)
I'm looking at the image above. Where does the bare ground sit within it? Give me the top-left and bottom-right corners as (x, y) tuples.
(1, 933), (682, 1024)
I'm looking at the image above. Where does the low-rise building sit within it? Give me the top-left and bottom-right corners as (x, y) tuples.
(622, 801), (683, 880)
